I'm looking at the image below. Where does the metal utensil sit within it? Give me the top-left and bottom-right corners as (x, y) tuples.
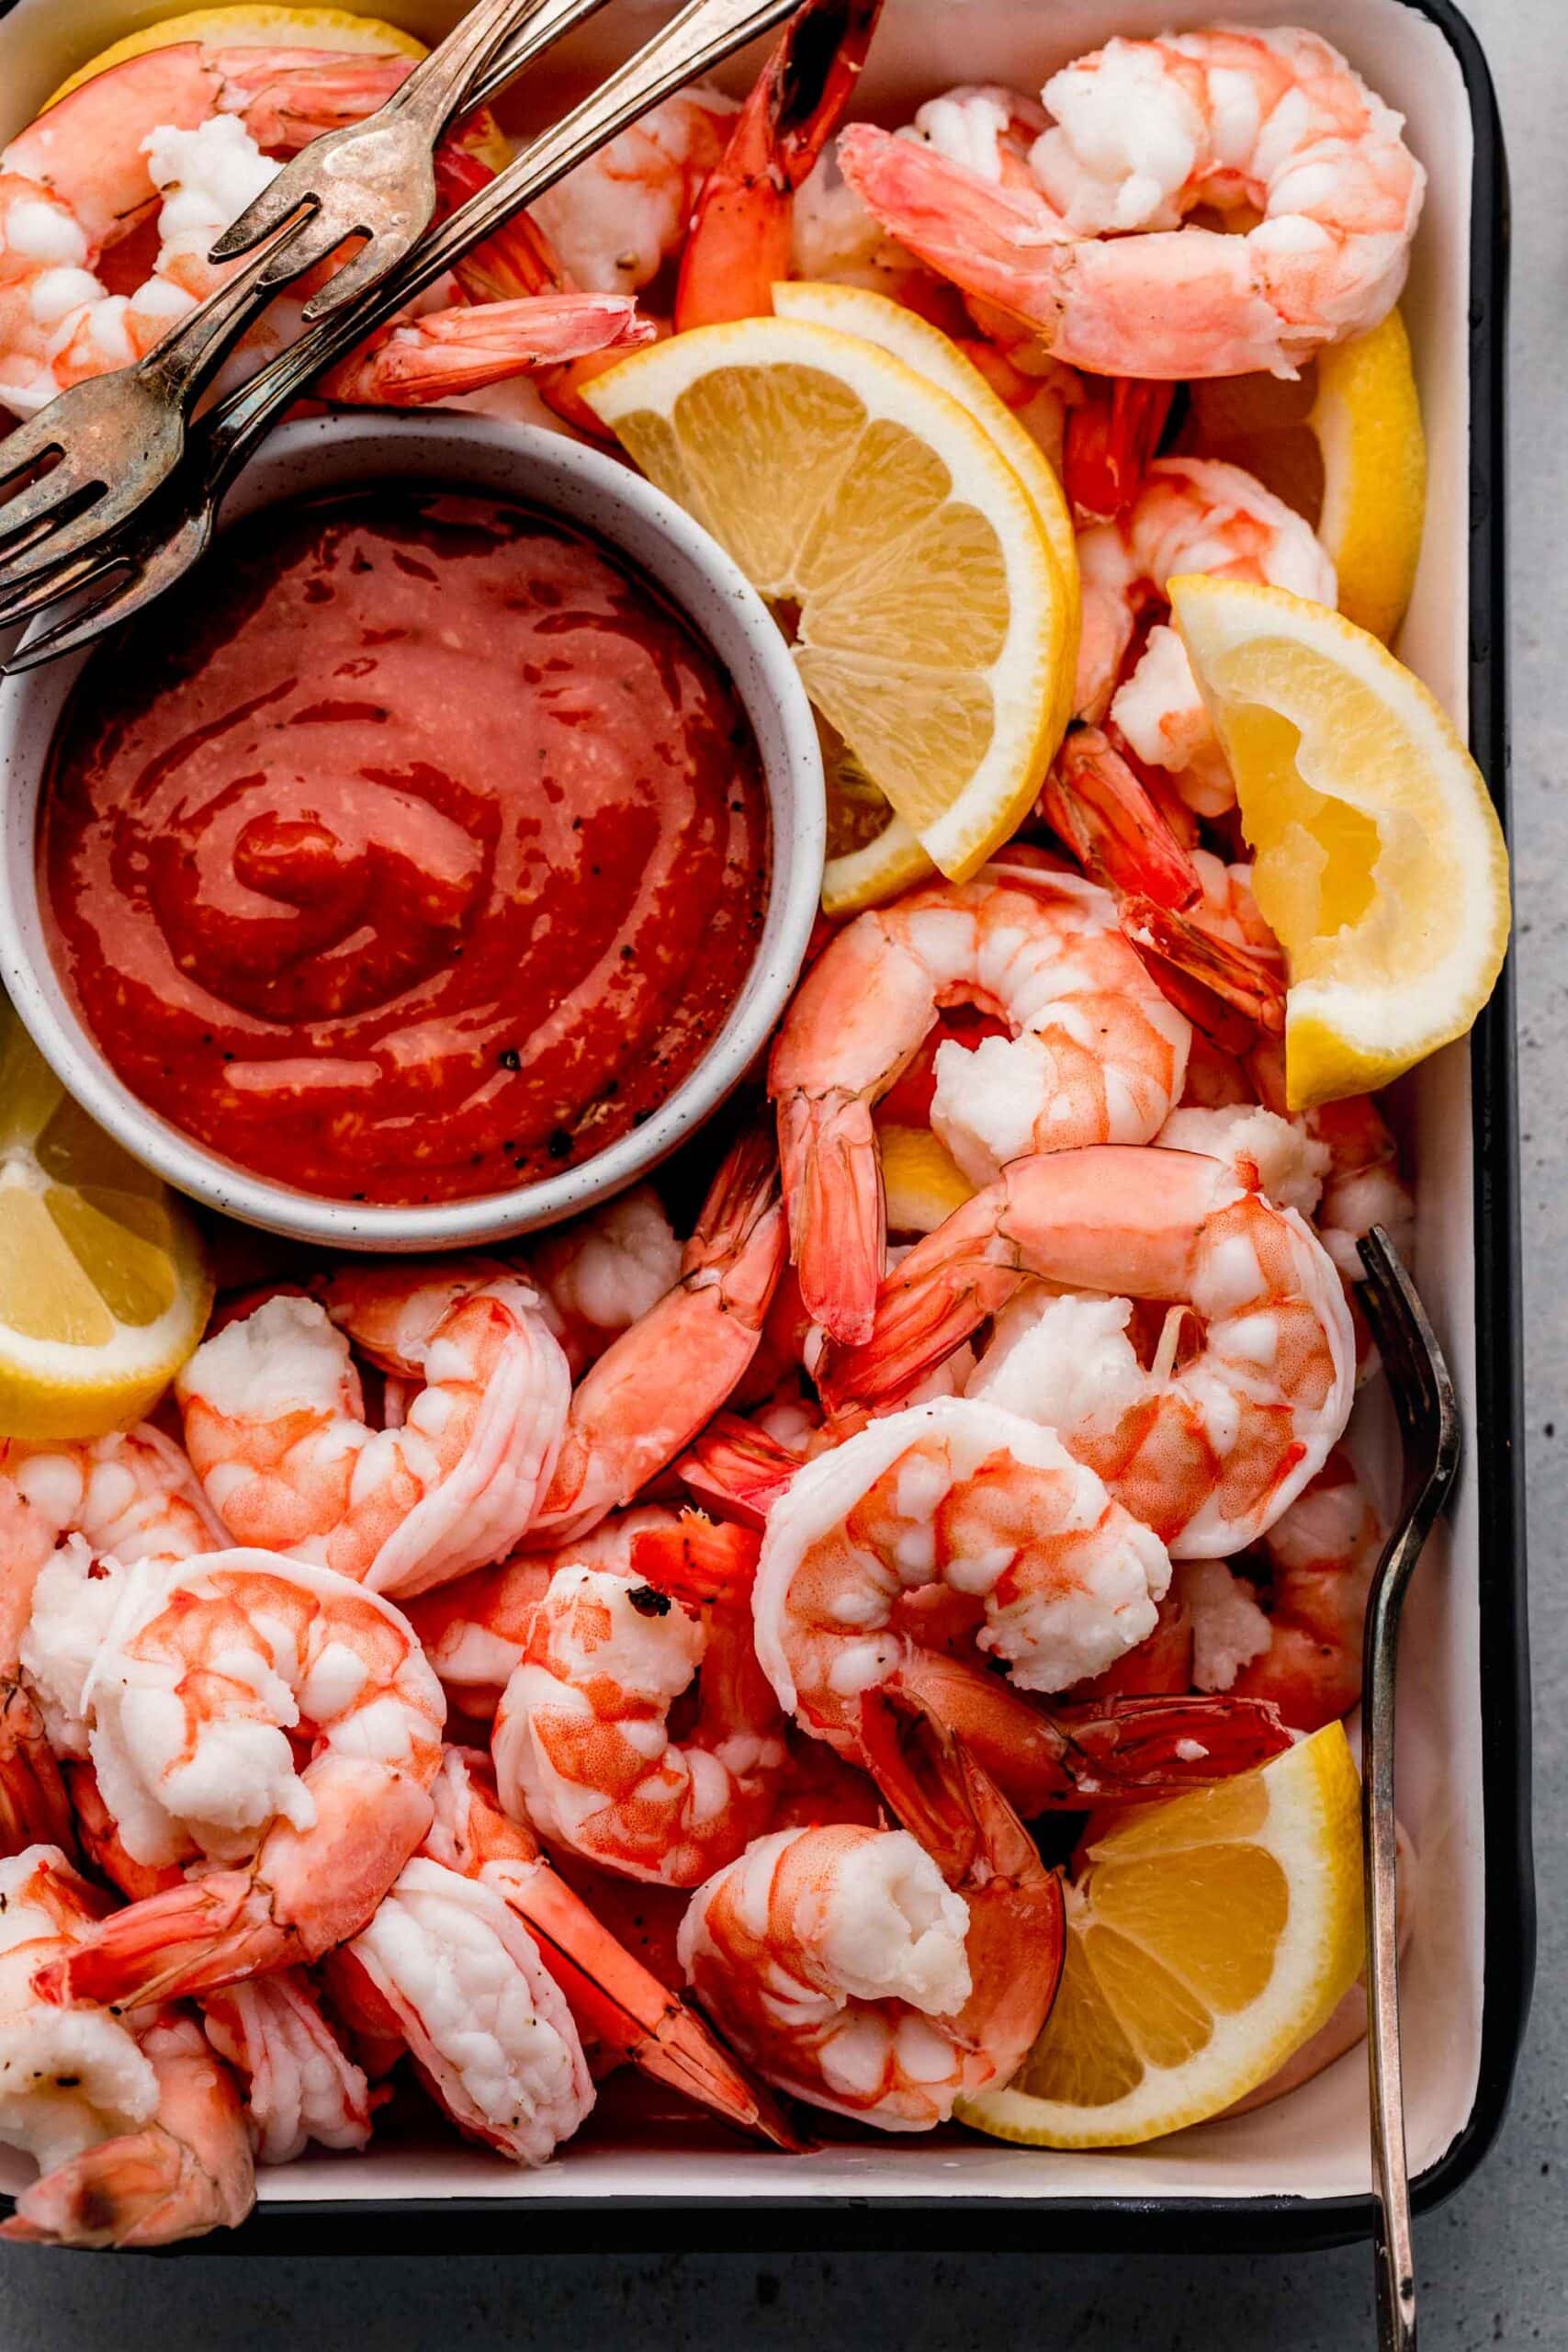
(208, 0), (614, 316)
(0, 0), (803, 671)
(0, 0), (611, 595)
(1355, 1226), (1462, 2352)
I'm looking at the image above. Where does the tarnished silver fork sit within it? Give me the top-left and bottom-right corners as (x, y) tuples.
(1355, 1227), (1461, 2352)
(0, 0), (611, 597)
(0, 0), (805, 673)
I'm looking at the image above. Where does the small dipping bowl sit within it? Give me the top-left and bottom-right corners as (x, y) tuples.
(0, 412), (824, 1250)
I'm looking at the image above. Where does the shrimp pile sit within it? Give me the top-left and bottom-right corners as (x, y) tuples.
(0, 0), (1436, 2241)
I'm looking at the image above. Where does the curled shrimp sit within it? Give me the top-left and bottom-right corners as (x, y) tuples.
(24, 1550), (445, 2010)
(0, 1845), (254, 2248)
(674, 0), (884, 330)
(829, 1142), (1356, 1559)
(526, 1188), (683, 1379)
(0, 1483), (74, 1860)
(1074, 458), (1336, 812)
(177, 1267), (570, 1598)
(529, 87), (737, 298)
(678, 1728), (1064, 2130)
(529, 1129), (787, 1543)
(1183, 1445), (1385, 1732)
(492, 1520), (790, 1888)
(771, 866), (1191, 1344)
(837, 27), (1425, 379)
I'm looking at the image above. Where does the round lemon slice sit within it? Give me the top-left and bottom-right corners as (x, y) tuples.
(773, 283), (1079, 912)
(957, 1724), (1365, 2148)
(583, 314), (1064, 885)
(0, 1005), (212, 1440)
(1179, 308), (1426, 644)
(1170, 574), (1510, 1109)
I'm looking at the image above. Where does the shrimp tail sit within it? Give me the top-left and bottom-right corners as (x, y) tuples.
(1042, 725), (1203, 914)
(675, 0), (885, 329)
(1121, 895), (1288, 1050)
(886, 1651), (1290, 1814)
(678, 1413), (802, 1528)
(31, 1872), (298, 2009)
(777, 1088), (885, 1345)
(628, 1511), (761, 1608)
(1062, 379), (1176, 522)
(819, 1185), (1019, 1406)
(501, 1860), (812, 2151)
(0, 1681), (77, 1860)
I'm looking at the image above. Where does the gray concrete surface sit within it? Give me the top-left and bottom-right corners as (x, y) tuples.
(0, 0), (1562, 2341)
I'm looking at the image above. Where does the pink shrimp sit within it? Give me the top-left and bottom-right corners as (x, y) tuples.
(1183, 1446), (1385, 1732)
(528, 1129), (787, 1543)
(26, 1552), (445, 2010)
(829, 1143), (1356, 1559)
(836, 28), (1425, 379)
(177, 1267), (570, 1598)
(0, 1845), (254, 2247)
(0, 1482), (73, 1860)
(678, 1727), (1063, 2130)
(525, 1187), (683, 1380)
(492, 1519), (791, 1888)
(673, 0), (885, 330)
(770, 865), (1191, 1344)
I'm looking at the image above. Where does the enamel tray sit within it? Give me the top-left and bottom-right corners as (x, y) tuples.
(0, 0), (1528, 2254)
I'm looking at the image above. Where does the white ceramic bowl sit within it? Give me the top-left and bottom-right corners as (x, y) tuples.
(0, 411), (824, 1250)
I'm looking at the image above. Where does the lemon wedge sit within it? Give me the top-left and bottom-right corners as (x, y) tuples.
(583, 314), (1064, 885)
(877, 1125), (976, 1237)
(1179, 308), (1426, 644)
(1171, 575), (1510, 1109)
(957, 1724), (1365, 2147)
(0, 1005), (212, 1440)
(771, 284), (1079, 911)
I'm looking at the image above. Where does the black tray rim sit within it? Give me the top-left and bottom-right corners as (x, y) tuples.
(0, 0), (1529, 2260)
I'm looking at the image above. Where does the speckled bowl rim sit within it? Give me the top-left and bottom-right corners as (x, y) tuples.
(0, 411), (825, 1250)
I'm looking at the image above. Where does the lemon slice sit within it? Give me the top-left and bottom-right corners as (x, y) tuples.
(1171, 575), (1510, 1109)
(773, 284), (1079, 911)
(1179, 309), (1426, 644)
(0, 1006), (212, 1440)
(877, 1125), (976, 1237)
(583, 315), (1064, 884)
(957, 1724), (1364, 2147)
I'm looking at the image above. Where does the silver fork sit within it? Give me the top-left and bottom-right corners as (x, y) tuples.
(0, 0), (610, 597)
(208, 0), (616, 318)
(1355, 1226), (1461, 2352)
(0, 0), (805, 673)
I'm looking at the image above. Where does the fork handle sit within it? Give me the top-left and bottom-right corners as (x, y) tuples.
(381, 0), (559, 132)
(200, 0), (800, 472)
(1363, 1590), (1417, 2352)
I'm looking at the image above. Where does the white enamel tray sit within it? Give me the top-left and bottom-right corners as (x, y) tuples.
(0, 0), (1527, 2252)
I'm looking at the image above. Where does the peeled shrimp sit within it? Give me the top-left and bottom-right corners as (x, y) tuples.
(678, 1733), (1063, 2130)
(530, 86), (738, 297)
(837, 27), (1425, 379)
(1075, 458), (1337, 811)
(829, 1143), (1355, 1558)
(529, 1129), (787, 1543)
(0, 1483), (74, 1859)
(526, 1188), (682, 1379)
(492, 1527), (790, 1888)
(24, 1550), (445, 2009)
(0, 1845), (254, 2247)
(177, 1268), (570, 1598)
(771, 865), (1191, 1343)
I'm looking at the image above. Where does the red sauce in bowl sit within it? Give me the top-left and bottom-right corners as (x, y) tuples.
(40, 491), (770, 1205)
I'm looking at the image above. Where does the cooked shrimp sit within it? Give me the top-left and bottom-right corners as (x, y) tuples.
(25, 1551), (444, 2009)
(1074, 459), (1336, 811)
(771, 866), (1191, 1343)
(529, 86), (737, 298)
(404, 1507), (676, 1722)
(2, 1422), (224, 1569)
(177, 1268), (570, 1598)
(0, 1845), (254, 2247)
(526, 1188), (682, 1378)
(315, 290), (651, 405)
(837, 27), (1425, 379)
(1183, 1445), (1385, 1731)
(326, 1853), (594, 2167)
(829, 1143), (1355, 1558)
(492, 1522), (791, 1888)
(0, 43), (408, 414)
(678, 1731), (1063, 2130)
(199, 1972), (373, 2166)
(674, 0), (883, 329)
(0, 1483), (74, 1860)
(413, 1747), (802, 2145)
(529, 1129), (787, 1543)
